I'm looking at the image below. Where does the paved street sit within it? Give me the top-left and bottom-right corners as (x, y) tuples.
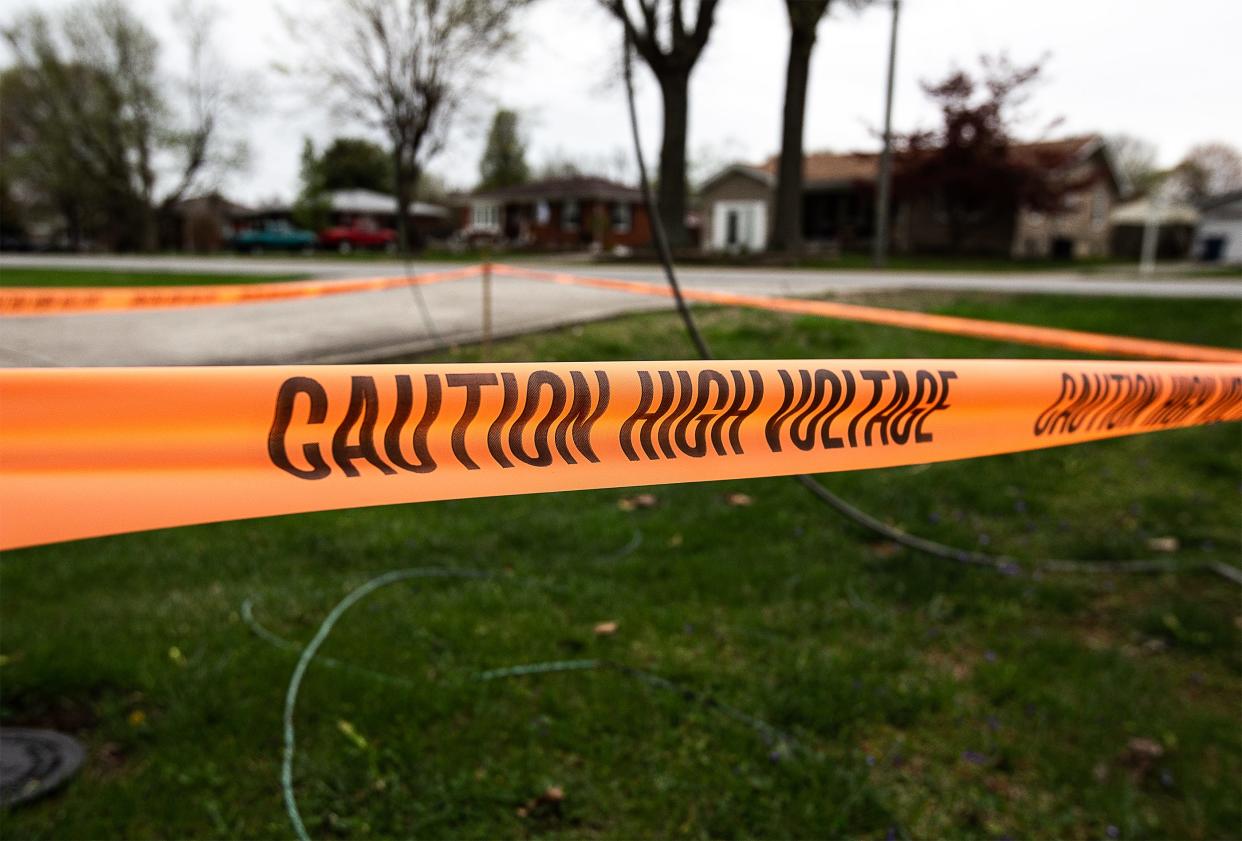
(1, 254), (1238, 367)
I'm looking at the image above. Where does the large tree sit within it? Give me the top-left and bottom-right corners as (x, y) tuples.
(318, 137), (393, 192)
(770, 0), (830, 254)
(1, 0), (244, 250)
(295, 0), (529, 252)
(1177, 141), (1242, 201)
(478, 108), (530, 189)
(602, 0), (721, 248)
(291, 138), (332, 232)
(1106, 133), (1159, 197)
(292, 136), (391, 229)
(896, 55), (1070, 254)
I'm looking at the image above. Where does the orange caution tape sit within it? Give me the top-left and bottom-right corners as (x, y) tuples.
(7, 261), (1239, 364)
(494, 265), (1242, 364)
(2, 359), (1239, 549)
(0, 266), (478, 317)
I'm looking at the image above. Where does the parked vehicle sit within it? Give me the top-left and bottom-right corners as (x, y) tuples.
(230, 220), (317, 253)
(317, 223), (398, 254)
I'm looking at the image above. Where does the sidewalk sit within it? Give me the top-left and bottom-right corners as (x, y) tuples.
(1, 257), (1238, 367)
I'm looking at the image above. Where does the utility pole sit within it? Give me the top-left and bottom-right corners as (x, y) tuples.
(872, 0), (901, 268)
(1139, 180), (1166, 276)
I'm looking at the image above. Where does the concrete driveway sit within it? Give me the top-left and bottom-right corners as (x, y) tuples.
(1, 254), (1238, 367)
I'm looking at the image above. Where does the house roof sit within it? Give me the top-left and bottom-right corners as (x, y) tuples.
(1198, 189), (1242, 213)
(701, 134), (1124, 194)
(757, 151), (879, 185)
(238, 189), (448, 218)
(1110, 196), (1200, 226)
(173, 192), (253, 216)
(473, 176), (641, 203)
(1007, 135), (1100, 168)
(697, 164), (774, 195)
(328, 188), (449, 218)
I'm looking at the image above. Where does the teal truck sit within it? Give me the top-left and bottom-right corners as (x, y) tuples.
(230, 220), (317, 253)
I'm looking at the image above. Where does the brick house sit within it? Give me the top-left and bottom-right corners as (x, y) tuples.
(699, 135), (1125, 259)
(165, 192), (252, 253)
(460, 176), (651, 251)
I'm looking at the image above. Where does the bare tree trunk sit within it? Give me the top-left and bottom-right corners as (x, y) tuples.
(772, 26), (815, 254)
(948, 203), (965, 254)
(140, 205), (160, 252)
(658, 69), (690, 249)
(394, 151), (410, 254)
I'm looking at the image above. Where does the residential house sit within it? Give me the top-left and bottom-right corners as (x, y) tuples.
(698, 153), (876, 254)
(323, 189), (454, 241)
(461, 176), (651, 251)
(235, 189), (453, 245)
(698, 135), (1126, 259)
(165, 192), (252, 252)
(1193, 190), (1242, 264)
(1109, 195), (1200, 260)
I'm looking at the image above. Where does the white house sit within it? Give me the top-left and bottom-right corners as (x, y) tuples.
(1194, 190), (1242, 264)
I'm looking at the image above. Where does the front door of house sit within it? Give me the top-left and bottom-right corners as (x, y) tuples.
(713, 200), (766, 251)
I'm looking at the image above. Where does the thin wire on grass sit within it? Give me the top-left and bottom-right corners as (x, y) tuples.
(618, 30), (1240, 585)
(402, 238), (444, 346)
(270, 566), (811, 841)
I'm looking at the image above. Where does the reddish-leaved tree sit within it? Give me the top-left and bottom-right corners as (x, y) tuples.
(896, 55), (1077, 253)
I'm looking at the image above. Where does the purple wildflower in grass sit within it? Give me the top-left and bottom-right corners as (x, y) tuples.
(962, 750), (988, 765)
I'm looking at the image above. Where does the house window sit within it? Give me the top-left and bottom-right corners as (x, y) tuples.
(535, 200), (550, 225)
(611, 202), (632, 233)
(563, 199), (581, 230)
(471, 201), (501, 231)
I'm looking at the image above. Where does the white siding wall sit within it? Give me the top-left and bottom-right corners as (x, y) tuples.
(711, 200), (767, 252)
(1195, 199), (1242, 264)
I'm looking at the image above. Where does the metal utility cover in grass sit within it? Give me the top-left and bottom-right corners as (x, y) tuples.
(0, 728), (85, 808)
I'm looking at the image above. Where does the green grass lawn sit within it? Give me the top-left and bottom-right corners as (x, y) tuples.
(0, 268), (303, 288)
(2, 289), (1240, 839)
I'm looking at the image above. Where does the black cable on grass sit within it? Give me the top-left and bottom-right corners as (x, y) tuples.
(621, 32), (710, 362)
(401, 226), (444, 346)
(618, 31), (1238, 585)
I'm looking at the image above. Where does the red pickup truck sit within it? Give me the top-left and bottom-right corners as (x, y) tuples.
(318, 224), (397, 253)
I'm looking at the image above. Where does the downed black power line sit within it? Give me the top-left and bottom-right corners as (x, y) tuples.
(618, 29), (1239, 585)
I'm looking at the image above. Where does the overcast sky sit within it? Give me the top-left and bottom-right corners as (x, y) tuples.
(9, 0), (1240, 203)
